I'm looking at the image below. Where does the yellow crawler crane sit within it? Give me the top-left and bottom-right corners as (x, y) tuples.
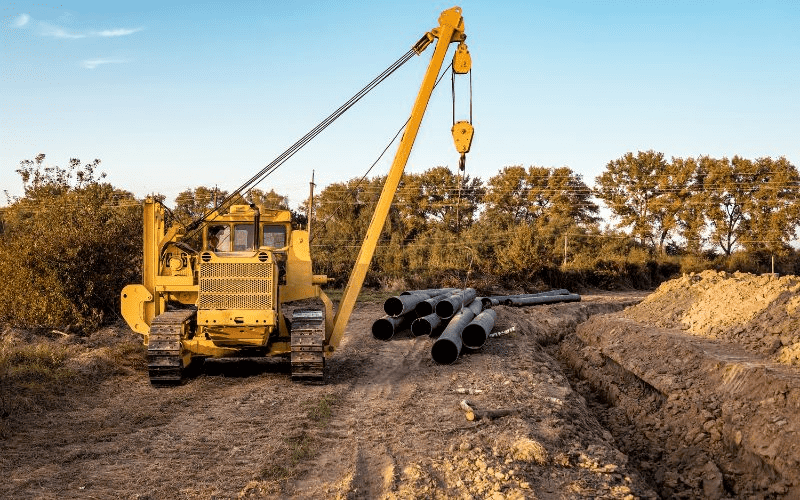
(121, 6), (472, 385)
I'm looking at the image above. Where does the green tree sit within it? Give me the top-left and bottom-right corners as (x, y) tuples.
(397, 166), (482, 233)
(174, 186), (225, 224)
(483, 165), (598, 229)
(595, 150), (676, 253)
(0, 155), (141, 331)
(669, 156), (707, 254)
(703, 156), (759, 255)
(250, 188), (289, 210)
(738, 156), (799, 254)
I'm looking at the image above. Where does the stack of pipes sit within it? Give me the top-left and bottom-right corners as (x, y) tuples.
(372, 287), (580, 366)
(371, 288), (458, 340)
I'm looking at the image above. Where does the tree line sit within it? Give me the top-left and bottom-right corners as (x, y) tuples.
(1, 151), (798, 330)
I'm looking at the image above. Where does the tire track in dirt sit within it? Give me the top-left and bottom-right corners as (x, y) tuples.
(289, 302), (428, 498)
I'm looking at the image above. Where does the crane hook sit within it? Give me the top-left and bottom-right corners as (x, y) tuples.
(452, 120), (473, 171)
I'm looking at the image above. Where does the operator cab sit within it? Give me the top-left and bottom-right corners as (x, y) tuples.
(202, 205), (291, 254)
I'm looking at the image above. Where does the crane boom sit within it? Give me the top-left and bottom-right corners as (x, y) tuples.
(327, 6), (468, 349)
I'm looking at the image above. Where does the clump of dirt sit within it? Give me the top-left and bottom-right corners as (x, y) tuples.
(623, 270), (800, 364)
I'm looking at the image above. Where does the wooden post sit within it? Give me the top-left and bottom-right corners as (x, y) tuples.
(307, 170), (315, 238)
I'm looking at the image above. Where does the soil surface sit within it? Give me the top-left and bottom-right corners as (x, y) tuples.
(558, 271), (800, 499)
(2, 292), (651, 499)
(2, 274), (798, 499)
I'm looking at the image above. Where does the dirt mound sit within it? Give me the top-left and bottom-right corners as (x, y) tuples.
(623, 270), (800, 364)
(559, 273), (800, 498)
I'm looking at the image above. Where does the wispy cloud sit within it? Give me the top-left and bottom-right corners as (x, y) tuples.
(82, 58), (128, 69)
(94, 27), (143, 37)
(40, 23), (87, 39)
(14, 14), (30, 27)
(37, 21), (143, 39)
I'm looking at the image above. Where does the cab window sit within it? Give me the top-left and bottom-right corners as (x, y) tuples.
(233, 224), (255, 251)
(263, 225), (287, 248)
(208, 224), (230, 252)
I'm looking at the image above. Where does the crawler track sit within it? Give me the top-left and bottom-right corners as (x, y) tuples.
(290, 309), (326, 383)
(147, 309), (197, 386)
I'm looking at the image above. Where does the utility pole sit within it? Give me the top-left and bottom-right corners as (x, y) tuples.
(307, 170), (315, 238)
(563, 234), (568, 266)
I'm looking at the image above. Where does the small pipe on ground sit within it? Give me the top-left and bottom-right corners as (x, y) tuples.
(502, 293), (581, 307)
(371, 315), (411, 341)
(431, 306), (477, 365)
(461, 309), (497, 350)
(488, 325), (516, 338)
(435, 288), (477, 319)
(411, 312), (442, 337)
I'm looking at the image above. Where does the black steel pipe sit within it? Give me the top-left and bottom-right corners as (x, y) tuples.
(461, 309), (497, 350)
(502, 293), (581, 307)
(431, 307), (476, 365)
(486, 289), (571, 304)
(383, 292), (430, 317)
(415, 291), (453, 317)
(435, 288), (477, 319)
(480, 297), (500, 308)
(372, 315), (411, 341)
(411, 312), (442, 337)
(399, 287), (459, 297)
(467, 298), (483, 316)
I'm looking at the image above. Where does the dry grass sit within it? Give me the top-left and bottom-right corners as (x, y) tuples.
(0, 323), (146, 438)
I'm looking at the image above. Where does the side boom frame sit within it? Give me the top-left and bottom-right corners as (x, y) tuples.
(327, 7), (467, 349)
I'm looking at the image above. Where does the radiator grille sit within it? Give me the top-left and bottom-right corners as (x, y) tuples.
(198, 262), (273, 310)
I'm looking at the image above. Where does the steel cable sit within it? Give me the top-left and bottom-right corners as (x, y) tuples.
(186, 48), (418, 235)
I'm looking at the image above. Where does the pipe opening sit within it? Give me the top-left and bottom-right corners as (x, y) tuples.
(372, 318), (396, 340)
(436, 300), (456, 319)
(384, 297), (405, 317)
(431, 339), (460, 365)
(462, 324), (486, 349)
(411, 318), (432, 336)
(415, 302), (434, 317)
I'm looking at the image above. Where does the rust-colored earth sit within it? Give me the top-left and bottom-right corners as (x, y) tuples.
(1, 272), (798, 499)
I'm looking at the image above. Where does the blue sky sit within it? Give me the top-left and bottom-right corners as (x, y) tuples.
(2, 0), (799, 210)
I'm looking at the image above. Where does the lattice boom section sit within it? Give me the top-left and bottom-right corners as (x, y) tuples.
(198, 262), (274, 310)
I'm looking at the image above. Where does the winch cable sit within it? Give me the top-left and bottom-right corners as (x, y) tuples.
(451, 64), (472, 233)
(309, 62), (454, 245)
(185, 48), (418, 235)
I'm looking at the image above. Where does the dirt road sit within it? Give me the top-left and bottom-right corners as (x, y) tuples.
(2, 293), (652, 499)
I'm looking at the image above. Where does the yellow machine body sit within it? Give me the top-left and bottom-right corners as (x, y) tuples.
(121, 6), (471, 383)
(122, 201), (332, 360)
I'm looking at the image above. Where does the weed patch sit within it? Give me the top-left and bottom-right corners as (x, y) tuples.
(305, 394), (338, 427)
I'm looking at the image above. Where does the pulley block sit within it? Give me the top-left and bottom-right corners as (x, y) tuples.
(452, 42), (471, 74)
(452, 120), (474, 154)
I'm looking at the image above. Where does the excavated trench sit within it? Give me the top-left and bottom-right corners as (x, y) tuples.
(530, 280), (800, 500)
